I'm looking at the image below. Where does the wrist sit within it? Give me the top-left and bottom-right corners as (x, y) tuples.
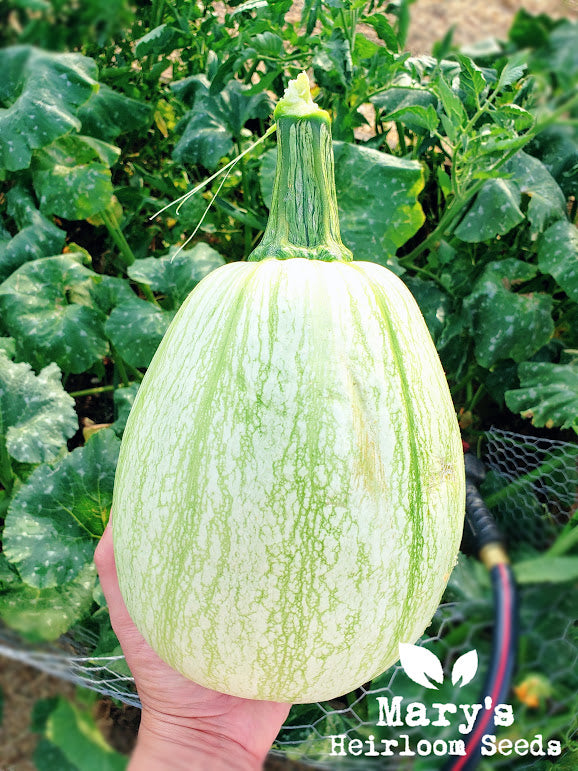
(130, 710), (263, 771)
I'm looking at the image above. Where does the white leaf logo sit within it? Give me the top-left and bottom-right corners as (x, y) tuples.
(451, 649), (478, 687)
(399, 643), (444, 690)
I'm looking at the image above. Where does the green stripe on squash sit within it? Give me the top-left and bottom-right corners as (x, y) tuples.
(112, 74), (465, 703)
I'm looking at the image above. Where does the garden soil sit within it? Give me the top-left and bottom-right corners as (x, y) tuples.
(1, 1), (577, 769)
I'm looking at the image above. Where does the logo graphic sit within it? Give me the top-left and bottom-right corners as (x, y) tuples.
(399, 643), (478, 690)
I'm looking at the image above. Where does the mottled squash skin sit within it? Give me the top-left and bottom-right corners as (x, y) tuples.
(112, 75), (465, 704)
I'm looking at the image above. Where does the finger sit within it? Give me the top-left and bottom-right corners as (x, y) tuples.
(94, 517), (137, 637)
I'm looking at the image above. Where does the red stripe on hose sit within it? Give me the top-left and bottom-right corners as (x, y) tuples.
(450, 563), (512, 771)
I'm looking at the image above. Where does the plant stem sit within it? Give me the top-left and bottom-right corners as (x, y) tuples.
(402, 89), (578, 264)
(547, 521), (578, 557)
(100, 206), (136, 267)
(114, 352), (131, 388)
(0, 412), (14, 494)
(70, 384), (119, 398)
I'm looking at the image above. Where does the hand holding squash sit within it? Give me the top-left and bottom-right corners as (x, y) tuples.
(95, 520), (290, 770)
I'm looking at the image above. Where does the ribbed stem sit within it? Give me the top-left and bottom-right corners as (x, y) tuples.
(248, 75), (352, 263)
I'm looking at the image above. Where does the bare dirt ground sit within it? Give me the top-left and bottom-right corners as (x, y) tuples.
(1, 1), (577, 769)
(406, 0), (577, 53)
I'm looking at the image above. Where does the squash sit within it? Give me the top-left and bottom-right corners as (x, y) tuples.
(112, 73), (465, 703)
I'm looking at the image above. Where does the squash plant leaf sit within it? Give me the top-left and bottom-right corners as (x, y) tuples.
(505, 361), (578, 433)
(128, 243), (225, 307)
(0, 47), (98, 172)
(0, 186), (66, 281)
(0, 554), (96, 642)
(105, 298), (175, 368)
(370, 86), (437, 117)
(78, 84), (152, 143)
(506, 151), (566, 234)
(538, 220), (578, 303)
(44, 697), (128, 771)
(172, 77), (272, 170)
(0, 253), (112, 374)
(464, 259), (554, 369)
(111, 384), (140, 436)
(33, 135), (119, 220)
(3, 429), (119, 590)
(0, 338), (16, 359)
(260, 142), (425, 268)
(513, 555), (578, 584)
(0, 354), (77, 464)
(134, 23), (183, 58)
(402, 276), (451, 343)
(454, 179), (524, 242)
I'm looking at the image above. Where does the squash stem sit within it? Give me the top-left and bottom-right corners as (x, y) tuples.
(248, 73), (352, 263)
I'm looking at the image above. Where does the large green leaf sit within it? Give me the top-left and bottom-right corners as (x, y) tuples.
(0, 253), (111, 373)
(402, 276), (451, 343)
(0, 47), (98, 172)
(505, 361), (578, 432)
(507, 151), (566, 234)
(370, 86), (437, 114)
(127, 243), (225, 307)
(260, 142), (425, 267)
(0, 354), (77, 464)
(538, 220), (578, 303)
(111, 383), (140, 436)
(32, 135), (119, 220)
(172, 76), (272, 169)
(454, 179), (524, 242)
(105, 298), (175, 368)
(45, 698), (128, 771)
(0, 186), (65, 281)
(529, 125), (578, 200)
(134, 23), (183, 58)
(78, 84), (152, 142)
(0, 555), (96, 642)
(514, 555), (578, 584)
(464, 259), (554, 369)
(3, 429), (119, 589)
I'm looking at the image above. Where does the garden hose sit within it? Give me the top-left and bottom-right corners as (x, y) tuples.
(445, 453), (519, 771)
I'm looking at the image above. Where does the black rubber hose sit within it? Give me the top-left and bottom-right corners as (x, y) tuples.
(446, 562), (518, 771)
(444, 454), (519, 771)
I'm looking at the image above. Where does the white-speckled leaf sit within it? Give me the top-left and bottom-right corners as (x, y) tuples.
(0, 186), (66, 281)
(505, 361), (578, 432)
(538, 220), (578, 303)
(0, 253), (111, 373)
(3, 429), (119, 589)
(464, 259), (554, 369)
(127, 243), (225, 307)
(0, 555), (96, 642)
(111, 384), (140, 436)
(507, 151), (566, 234)
(105, 298), (175, 369)
(0, 354), (77, 463)
(33, 135), (118, 220)
(454, 178), (524, 242)
(0, 47), (98, 172)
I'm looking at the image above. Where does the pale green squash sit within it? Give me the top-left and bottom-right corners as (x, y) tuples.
(112, 74), (465, 703)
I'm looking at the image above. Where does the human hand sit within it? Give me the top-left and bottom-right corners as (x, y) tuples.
(95, 518), (291, 770)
